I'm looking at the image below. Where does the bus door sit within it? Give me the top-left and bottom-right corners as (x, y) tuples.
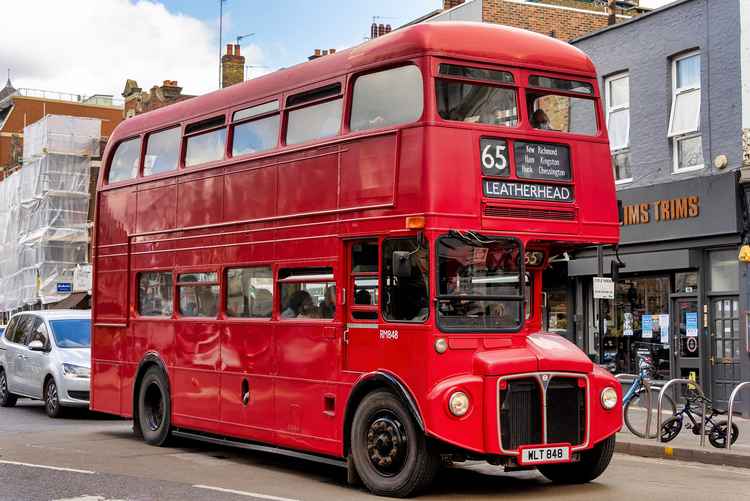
(344, 240), (381, 372)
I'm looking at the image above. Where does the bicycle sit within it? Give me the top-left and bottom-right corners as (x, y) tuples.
(660, 390), (739, 448)
(623, 355), (676, 438)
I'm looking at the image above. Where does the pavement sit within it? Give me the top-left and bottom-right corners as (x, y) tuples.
(3, 400), (750, 500)
(616, 406), (750, 468)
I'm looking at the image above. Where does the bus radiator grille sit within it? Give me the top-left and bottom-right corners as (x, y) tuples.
(484, 205), (575, 221)
(499, 378), (542, 450)
(546, 377), (586, 447)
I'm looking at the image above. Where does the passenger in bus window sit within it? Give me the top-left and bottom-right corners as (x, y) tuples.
(282, 290), (313, 319)
(531, 109), (551, 130)
(319, 286), (336, 319)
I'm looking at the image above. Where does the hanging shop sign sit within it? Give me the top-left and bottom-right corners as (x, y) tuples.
(592, 277), (614, 299)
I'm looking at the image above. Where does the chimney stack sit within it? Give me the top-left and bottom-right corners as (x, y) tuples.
(221, 43), (245, 88)
(443, 0), (465, 10)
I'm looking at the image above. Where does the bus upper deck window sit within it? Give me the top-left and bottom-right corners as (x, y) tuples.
(232, 101), (280, 157)
(436, 64), (517, 127)
(144, 126), (180, 176)
(286, 98), (343, 145)
(107, 137), (141, 183)
(527, 75), (597, 135)
(350, 66), (423, 132)
(185, 116), (227, 167)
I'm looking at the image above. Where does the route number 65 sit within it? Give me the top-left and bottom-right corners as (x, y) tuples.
(480, 138), (509, 176)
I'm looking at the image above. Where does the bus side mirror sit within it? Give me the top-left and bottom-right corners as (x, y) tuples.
(393, 251), (412, 278)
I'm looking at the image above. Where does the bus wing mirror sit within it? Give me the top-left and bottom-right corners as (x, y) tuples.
(392, 251), (412, 278)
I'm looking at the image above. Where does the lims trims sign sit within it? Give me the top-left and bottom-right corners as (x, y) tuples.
(483, 180), (574, 203)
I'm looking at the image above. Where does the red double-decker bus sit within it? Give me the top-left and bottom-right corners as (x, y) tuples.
(92, 22), (621, 497)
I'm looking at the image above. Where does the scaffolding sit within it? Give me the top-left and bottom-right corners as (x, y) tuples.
(0, 115), (99, 312)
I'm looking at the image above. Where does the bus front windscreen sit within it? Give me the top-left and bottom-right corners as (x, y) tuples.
(437, 234), (524, 331)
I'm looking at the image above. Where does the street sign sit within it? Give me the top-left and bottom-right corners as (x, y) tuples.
(593, 277), (614, 299)
(56, 282), (73, 293)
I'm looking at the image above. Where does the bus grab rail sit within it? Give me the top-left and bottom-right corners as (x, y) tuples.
(615, 373), (654, 439)
(656, 378), (707, 447)
(725, 381), (750, 449)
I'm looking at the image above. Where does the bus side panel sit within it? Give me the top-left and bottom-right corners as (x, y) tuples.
(277, 146), (338, 216)
(339, 133), (397, 209)
(177, 174), (224, 228)
(223, 166), (276, 222)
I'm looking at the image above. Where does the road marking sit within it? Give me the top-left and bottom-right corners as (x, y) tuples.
(193, 484), (300, 501)
(0, 459), (95, 475)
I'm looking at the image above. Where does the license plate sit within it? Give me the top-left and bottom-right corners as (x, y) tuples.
(518, 444), (571, 465)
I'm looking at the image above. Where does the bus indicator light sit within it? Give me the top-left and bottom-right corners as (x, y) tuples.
(406, 216), (425, 230)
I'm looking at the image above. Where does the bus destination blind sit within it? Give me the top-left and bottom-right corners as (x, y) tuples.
(514, 141), (571, 181)
(483, 180), (574, 202)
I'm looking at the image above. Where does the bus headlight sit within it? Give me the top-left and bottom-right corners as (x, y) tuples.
(448, 391), (470, 417)
(600, 387), (618, 410)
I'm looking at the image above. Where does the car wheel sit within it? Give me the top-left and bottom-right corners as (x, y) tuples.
(0, 369), (18, 407)
(350, 390), (439, 498)
(538, 435), (616, 484)
(137, 367), (172, 446)
(44, 378), (63, 418)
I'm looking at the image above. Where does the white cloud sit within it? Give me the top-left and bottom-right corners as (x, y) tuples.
(0, 0), (264, 99)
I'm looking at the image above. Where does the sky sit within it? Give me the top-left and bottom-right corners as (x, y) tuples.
(0, 0), (679, 100)
(0, 0), (441, 99)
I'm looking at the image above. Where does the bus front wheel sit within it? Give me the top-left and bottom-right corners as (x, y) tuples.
(350, 390), (439, 498)
(537, 435), (615, 484)
(137, 367), (172, 446)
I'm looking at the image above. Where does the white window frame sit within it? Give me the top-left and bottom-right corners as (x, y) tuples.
(604, 72), (632, 184)
(669, 51), (703, 173)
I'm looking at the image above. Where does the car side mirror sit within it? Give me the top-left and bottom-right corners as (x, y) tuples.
(28, 340), (45, 351)
(392, 251), (412, 278)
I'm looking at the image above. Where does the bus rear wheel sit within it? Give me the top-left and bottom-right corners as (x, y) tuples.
(537, 435), (615, 484)
(350, 390), (439, 498)
(137, 367), (172, 446)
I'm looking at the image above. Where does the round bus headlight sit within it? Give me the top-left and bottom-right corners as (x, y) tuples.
(601, 387), (618, 410)
(448, 391), (470, 417)
(434, 338), (448, 354)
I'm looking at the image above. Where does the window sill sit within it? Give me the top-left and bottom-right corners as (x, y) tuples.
(615, 178), (633, 185)
(673, 164), (705, 174)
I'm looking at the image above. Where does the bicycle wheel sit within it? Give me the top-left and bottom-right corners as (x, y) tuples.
(660, 416), (682, 443)
(624, 388), (676, 438)
(708, 420), (739, 448)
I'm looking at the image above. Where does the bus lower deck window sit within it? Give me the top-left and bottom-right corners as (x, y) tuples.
(381, 238), (429, 322)
(178, 272), (219, 317)
(138, 272), (173, 317)
(226, 267), (273, 318)
(278, 268), (335, 320)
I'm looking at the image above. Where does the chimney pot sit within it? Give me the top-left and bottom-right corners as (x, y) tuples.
(226, 43), (233, 56)
(315, 49), (321, 56)
(385, 24), (391, 33)
(329, 48), (336, 54)
(234, 44), (241, 56)
(322, 50), (328, 56)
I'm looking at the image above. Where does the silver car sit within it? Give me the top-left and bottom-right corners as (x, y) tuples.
(0, 310), (91, 417)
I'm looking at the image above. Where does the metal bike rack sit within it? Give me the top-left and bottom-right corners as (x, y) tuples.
(656, 378), (707, 447)
(616, 373), (655, 439)
(725, 381), (750, 449)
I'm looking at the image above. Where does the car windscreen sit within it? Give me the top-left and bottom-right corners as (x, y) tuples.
(49, 319), (91, 348)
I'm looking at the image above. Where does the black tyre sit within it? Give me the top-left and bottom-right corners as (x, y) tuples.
(137, 367), (172, 446)
(659, 416), (682, 443)
(538, 435), (616, 484)
(708, 420), (739, 448)
(350, 390), (439, 498)
(0, 369), (17, 407)
(44, 378), (64, 418)
(624, 388), (676, 438)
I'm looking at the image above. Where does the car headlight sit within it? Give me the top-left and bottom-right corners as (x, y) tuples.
(448, 391), (470, 417)
(62, 363), (90, 379)
(600, 386), (618, 410)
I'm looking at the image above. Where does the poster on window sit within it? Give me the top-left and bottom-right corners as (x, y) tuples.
(659, 314), (670, 344)
(642, 315), (653, 338)
(686, 312), (698, 337)
(623, 312), (633, 336)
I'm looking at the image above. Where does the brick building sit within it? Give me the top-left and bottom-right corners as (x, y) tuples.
(122, 79), (194, 119)
(0, 78), (123, 175)
(422, 0), (647, 41)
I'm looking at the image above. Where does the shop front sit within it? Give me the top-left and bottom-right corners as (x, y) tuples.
(565, 172), (750, 414)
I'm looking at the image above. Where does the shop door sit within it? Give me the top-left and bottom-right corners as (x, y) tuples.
(709, 297), (741, 407)
(672, 298), (700, 384)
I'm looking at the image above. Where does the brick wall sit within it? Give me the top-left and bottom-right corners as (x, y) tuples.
(222, 44), (246, 88)
(481, 0), (615, 41)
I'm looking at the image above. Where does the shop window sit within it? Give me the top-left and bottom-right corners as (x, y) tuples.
(710, 249), (739, 292)
(546, 287), (569, 333)
(178, 272), (219, 317)
(226, 267), (273, 318)
(351, 65), (423, 131)
(138, 271), (173, 317)
(108, 137), (140, 183)
(278, 267), (335, 320)
(674, 271), (698, 293)
(144, 127), (180, 176)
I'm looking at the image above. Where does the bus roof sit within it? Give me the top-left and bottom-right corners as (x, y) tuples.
(112, 22), (596, 141)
